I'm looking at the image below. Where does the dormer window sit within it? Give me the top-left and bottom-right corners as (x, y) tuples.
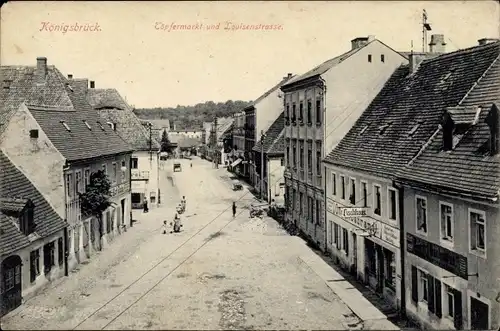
(20, 202), (35, 235)
(443, 106), (482, 151)
(60, 121), (71, 132)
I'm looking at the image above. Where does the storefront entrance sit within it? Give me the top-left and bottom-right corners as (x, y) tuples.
(1, 255), (22, 317)
(470, 297), (489, 330)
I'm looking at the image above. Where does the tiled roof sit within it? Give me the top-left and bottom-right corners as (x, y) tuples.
(86, 88), (160, 151)
(324, 41), (500, 180)
(145, 119), (171, 130)
(446, 106), (482, 124)
(216, 118), (234, 141)
(0, 151), (66, 257)
(245, 75), (296, 110)
(177, 137), (200, 148)
(399, 54), (500, 200)
(268, 132), (285, 155)
(252, 112), (285, 154)
(0, 197), (29, 213)
(28, 106), (134, 162)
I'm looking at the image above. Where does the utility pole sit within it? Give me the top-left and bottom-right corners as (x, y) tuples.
(260, 130), (265, 201)
(149, 122), (153, 162)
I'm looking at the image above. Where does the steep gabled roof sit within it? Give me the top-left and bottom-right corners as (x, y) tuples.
(324, 41), (500, 180)
(0, 151), (66, 257)
(244, 75), (296, 111)
(252, 112), (285, 155)
(398, 55), (500, 200)
(28, 105), (134, 162)
(87, 88), (129, 110)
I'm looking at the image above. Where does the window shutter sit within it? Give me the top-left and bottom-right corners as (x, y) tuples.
(434, 279), (442, 318)
(411, 266), (418, 303)
(453, 289), (463, 329)
(427, 274), (436, 313)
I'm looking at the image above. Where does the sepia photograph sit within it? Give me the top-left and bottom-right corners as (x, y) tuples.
(0, 1), (499, 330)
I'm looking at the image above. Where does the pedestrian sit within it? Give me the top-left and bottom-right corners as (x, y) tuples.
(232, 201), (237, 217)
(162, 220), (167, 234)
(143, 197), (149, 213)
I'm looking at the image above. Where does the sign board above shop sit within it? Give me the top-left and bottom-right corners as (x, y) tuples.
(338, 207), (367, 218)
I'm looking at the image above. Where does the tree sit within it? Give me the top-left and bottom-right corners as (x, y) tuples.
(78, 170), (111, 251)
(160, 129), (171, 152)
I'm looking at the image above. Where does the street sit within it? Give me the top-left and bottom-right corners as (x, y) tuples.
(1, 157), (392, 330)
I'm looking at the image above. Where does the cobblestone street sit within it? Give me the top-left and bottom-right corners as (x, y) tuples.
(1, 158), (395, 330)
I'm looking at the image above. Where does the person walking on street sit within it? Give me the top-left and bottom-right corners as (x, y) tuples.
(143, 197), (149, 213)
(232, 201), (237, 217)
(162, 220), (168, 234)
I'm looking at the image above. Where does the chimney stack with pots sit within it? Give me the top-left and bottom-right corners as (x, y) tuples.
(36, 57), (47, 81)
(90, 81), (95, 89)
(351, 37), (370, 50)
(67, 74), (73, 79)
(429, 34), (446, 53)
(409, 52), (438, 74)
(478, 38), (499, 46)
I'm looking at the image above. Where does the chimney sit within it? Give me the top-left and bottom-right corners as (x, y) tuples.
(36, 57), (47, 80)
(89, 81), (95, 88)
(351, 37), (369, 50)
(429, 34), (446, 53)
(409, 52), (440, 74)
(367, 35), (376, 42)
(478, 38), (499, 46)
(67, 74), (73, 79)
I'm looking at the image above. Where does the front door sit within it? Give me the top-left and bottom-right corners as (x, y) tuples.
(1, 255), (22, 317)
(470, 297), (489, 330)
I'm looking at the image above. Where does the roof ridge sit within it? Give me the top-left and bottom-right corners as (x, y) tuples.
(458, 53), (500, 106)
(423, 40), (500, 65)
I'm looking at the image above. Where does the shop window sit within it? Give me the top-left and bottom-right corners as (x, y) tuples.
(411, 266), (443, 318)
(384, 249), (395, 290)
(365, 240), (376, 275)
(440, 202), (454, 243)
(106, 211), (112, 234)
(445, 285), (455, 319)
(416, 196), (427, 234)
(469, 209), (485, 254)
(131, 157), (138, 169)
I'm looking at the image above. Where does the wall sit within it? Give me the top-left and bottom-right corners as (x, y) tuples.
(0, 104), (66, 219)
(322, 40), (408, 154)
(268, 156), (285, 205)
(131, 150), (159, 206)
(255, 88), (284, 139)
(403, 186), (500, 330)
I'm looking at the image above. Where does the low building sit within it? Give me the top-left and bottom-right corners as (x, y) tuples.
(252, 112), (286, 203)
(396, 39), (500, 330)
(145, 119), (171, 140)
(169, 130), (202, 140)
(322, 39), (499, 317)
(0, 151), (67, 316)
(86, 85), (161, 209)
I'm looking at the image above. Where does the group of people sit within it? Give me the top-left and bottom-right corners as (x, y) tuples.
(162, 195), (187, 234)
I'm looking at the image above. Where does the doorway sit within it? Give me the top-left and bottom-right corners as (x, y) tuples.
(121, 198), (126, 226)
(1, 255), (22, 317)
(351, 232), (357, 276)
(470, 297), (489, 330)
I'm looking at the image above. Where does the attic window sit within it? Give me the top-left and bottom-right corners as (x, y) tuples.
(83, 120), (92, 130)
(29, 129), (39, 138)
(60, 121), (71, 132)
(359, 125), (368, 135)
(96, 121), (105, 131)
(381, 54), (385, 63)
(379, 122), (392, 135)
(368, 54), (372, 63)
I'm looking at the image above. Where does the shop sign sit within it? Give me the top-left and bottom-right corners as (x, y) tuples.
(381, 224), (400, 247)
(131, 181), (144, 191)
(110, 182), (130, 197)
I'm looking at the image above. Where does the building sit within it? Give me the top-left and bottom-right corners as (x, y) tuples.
(229, 112), (247, 176)
(322, 39), (499, 317)
(169, 130), (202, 140)
(282, 35), (409, 250)
(144, 119), (171, 141)
(395, 39), (500, 330)
(0, 57), (134, 273)
(0, 151), (68, 316)
(244, 74), (295, 185)
(251, 112), (286, 204)
(207, 117), (233, 165)
(202, 121), (213, 146)
(86, 84), (161, 209)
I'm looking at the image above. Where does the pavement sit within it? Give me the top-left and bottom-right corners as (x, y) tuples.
(1, 157), (399, 330)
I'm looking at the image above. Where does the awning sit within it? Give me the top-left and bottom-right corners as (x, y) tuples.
(231, 158), (242, 167)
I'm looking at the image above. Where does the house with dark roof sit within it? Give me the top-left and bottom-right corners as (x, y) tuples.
(0, 151), (67, 317)
(281, 35), (411, 251)
(241, 74), (295, 182)
(206, 117), (233, 165)
(0, 57), (134, 273)
(322, 39), (499, 321)
(249, 112), (286, 204)
(85, 83), (162, 210)
(394, 41), (500, 331)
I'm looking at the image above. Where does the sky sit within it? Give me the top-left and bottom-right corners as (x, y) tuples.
(1, 1), (499, 108)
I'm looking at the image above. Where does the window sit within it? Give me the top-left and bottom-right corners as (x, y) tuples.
(299, 141), (304, 168)
(420, 270), (428, 303)
(307, 147), (312, 173)
(44, 241), (55, 273)
(292, 103), (297, 122)
(106, 210), (112, 233)
(307, 100), (312, 124)
(361, 181), (368, 207)
(349, 178), (356, 205)
(58, 238), (64, 266)
(102, 164), (107, 175)
(30, 249), (40, 282)
(131, 157), (138, 169)
(61, 120), (71, 131)
(411, 266), (444, 317)
(299, 102), (304, 122)
(285, 104), (290, 120)
(316, 142), (322, 173)
(299, 192), (303, 214)
(30, 129), (39, 138)
(366, 240), (376, 275)
(440, 202), (454, 242)
(286, 145), (290, 168)
(384, 249), (395, 290)
(121, 160), (126, 181)
(446, 285), (455, 318)
(66, 173), (73, 198)
(315, 200), (320, 225)
(342, 228), (349, 255)
(334, 224), (341, 250)
(381, 54), (385, 63)
(75, 171), (82, 194)
(469, 209), (485, 253)
(340, 175), (346, 200)
(112, 162), (117, 183)
(316, 99), (321, 124)
(368, 54), (372, 62)
(307, 196), (314, 222)
(332, 173), (337, 196)
(388, 188), (397, 221)
(84, 169), (90, 186)
(416, 196), (427, 234)
(329, 221), (334, 244)
(292, 141), (297, 168)
(373, 184), (381, 215)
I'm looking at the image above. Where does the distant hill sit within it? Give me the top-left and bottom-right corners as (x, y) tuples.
(133, 100), (252, 130)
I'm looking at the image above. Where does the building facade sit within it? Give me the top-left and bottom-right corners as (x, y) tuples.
(283, 36), (409, 249)
(322, 39), (499, 317)
(0, 152), (67, 317)
(230, 112), (246, 176)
